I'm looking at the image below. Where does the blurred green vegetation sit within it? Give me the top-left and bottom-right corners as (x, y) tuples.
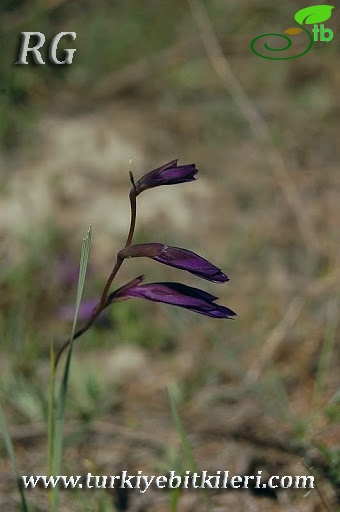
(1, 0), (185, 150)
(0, 1), (339, 510)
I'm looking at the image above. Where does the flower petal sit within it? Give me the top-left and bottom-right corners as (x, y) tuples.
(119, 243), (228, 283)
(133, 160), (197, 195)
(154, 245), (228, 282)
(114, 280), (236, 319)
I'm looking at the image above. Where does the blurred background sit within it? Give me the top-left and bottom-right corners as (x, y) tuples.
(0, 1), (339, 511)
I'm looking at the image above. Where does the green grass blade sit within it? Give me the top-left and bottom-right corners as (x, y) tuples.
(312, 299), (338, 411)
(72, 226), (92, 339)
(167, 387), (210, 512)
(48, 342), (56, 487)
(169, 485), (182, 512)
(50, 226), (92, 512)
(0, 398), (29, 512)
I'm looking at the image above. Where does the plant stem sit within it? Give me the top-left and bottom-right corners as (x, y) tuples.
(55, 184), (138, 370)
(99, 188), (137, 306)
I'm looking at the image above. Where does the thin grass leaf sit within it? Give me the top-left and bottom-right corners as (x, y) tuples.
(72, 227), (92, 337)
(48, 342), (56, 482)
(0, 398), (29, 512)
(169, 485), (182, 512)
(50, 226), (92, 512)
(167, 387), (210, 512)
(312, 300), (338, 410)
(308, 299), (339, 442)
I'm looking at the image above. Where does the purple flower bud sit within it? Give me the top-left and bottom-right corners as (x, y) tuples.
(111, 280), (236, 319)
(133, 159), (197, 196)
(119, 243), (228, 283)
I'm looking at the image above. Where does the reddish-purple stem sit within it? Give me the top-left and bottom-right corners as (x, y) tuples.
(54, 176), (137, 370)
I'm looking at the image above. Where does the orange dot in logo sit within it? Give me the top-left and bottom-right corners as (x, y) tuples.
(284, 27), (303, 35)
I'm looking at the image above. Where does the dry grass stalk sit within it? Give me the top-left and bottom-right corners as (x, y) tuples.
(188, 0), (320, 256)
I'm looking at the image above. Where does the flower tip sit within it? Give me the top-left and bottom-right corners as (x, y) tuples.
(213, 271), (229, 283)
(214, 306), (237, 319)
(133, 160), (198, 195)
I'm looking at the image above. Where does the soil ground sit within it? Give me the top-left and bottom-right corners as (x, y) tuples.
(0, 2), (339, 511)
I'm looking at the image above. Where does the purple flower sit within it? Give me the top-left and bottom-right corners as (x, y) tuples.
(55, 258), (93, 290)
(119, 243), (228, 283)
(133, 159), (197, 196)
(110, 278), (236, 319)
(59, 299), (101, 323)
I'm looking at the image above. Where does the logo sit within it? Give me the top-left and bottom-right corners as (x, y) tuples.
(15, 32), (76, 65)
(250, 5), (334, 60)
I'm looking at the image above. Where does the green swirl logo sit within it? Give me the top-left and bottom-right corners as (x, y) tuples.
(250, 5), (334, 60)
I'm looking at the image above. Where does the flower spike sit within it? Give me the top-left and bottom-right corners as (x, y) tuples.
(55, 157), (235, 370)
